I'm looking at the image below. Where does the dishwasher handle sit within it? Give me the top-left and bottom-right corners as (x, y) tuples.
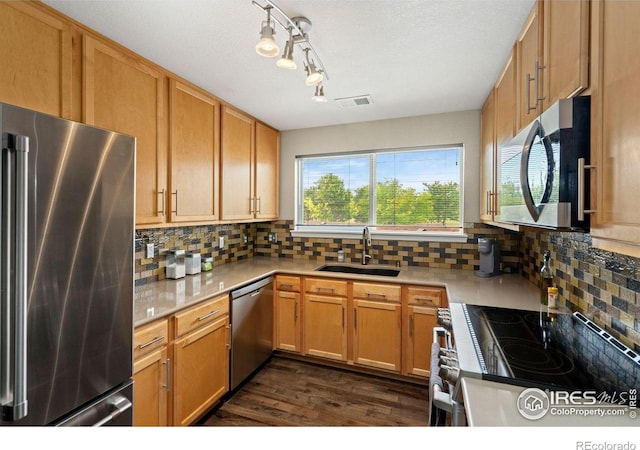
(230, 276), (273, 300)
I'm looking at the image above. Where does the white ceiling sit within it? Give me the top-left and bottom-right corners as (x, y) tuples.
(43, 0), (536, 131)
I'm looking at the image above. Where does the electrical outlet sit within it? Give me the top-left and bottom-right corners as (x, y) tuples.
(145, 243), (154, 259)
(218, 236), (225, 249)
(243, 234), (248, 244)
(268, 232), (277, 243)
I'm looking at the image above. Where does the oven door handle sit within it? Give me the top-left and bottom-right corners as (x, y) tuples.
(433, 326), (451, 349)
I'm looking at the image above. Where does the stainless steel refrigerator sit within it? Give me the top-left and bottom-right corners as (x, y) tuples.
(0, 103), (135, 426)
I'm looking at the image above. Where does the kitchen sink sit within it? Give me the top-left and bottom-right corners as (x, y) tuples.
(316, 264), (400, 277)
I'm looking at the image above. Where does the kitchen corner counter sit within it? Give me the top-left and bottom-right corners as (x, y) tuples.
(461, 377), (638, 426)
(134, 256), (541, 327)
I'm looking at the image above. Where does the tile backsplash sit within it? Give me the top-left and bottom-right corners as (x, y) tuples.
(135, 220), (640, 350)
(520, 229), (640, 351)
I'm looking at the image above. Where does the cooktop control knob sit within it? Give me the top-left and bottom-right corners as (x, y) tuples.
(439, 365), (460, 385)
(439, 348), (457, 358)
(439, 355), (458, 368)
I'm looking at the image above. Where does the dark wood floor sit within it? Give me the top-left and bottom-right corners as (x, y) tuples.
(199, 357), (430, 426)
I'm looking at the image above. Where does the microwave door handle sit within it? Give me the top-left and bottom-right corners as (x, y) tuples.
(578, 157), (597, 221)
(1, 134), (29, 422)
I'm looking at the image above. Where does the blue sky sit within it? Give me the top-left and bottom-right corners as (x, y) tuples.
(301, 147), (461, 192)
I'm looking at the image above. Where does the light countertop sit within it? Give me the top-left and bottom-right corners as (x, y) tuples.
(461, 377), (638, 426)
(134, 256), (541, 327)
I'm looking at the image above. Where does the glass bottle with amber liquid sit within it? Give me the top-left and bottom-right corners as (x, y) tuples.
(540, 250), (553, 305)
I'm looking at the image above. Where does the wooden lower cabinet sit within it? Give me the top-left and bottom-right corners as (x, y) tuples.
(303, 294), (347, 361)
(133, 319), (170, 426)
(353, 299), (401, 372)
(402, 285), (447, 379)
(133, 295), (230, 427)
(133, 346), (169, 426)
(274, 290), (301, 353)
(403, 305), (437, 378)
(172, 315), (230, 426)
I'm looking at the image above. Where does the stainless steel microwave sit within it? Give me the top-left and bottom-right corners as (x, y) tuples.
(496, 96), (590, 230)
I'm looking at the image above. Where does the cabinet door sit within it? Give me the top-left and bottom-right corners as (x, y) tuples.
(589, 0), (640, 257)
(495, 48), (517, 149)
(353, 300), (401, 372)
(172, 316), (229, 426)
(169, 80), (220, 222)
(516, 2), (543, 132)
(83, 35), (167, 226)
(254, 122), (280, 220)
(303, 294), (347, 361)
(480, 90), (496, 222)
(542, 0), (589, 110)
(0, 2), (72, 118)
(404, 306), (437, 378)
(133, 346), (169, 426)
(274, 290), (301, 353)
(221, 106), (254, 221)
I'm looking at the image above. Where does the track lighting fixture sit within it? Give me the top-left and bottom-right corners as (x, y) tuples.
(252, 0), (329, 102)
(255, 5), (279, 57)
(276, 27), (297, 70)
(312, 84), (327, 103)
(303, 49), (323, 86)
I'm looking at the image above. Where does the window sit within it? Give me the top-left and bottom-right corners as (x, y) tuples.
(296, 145), (463, 235)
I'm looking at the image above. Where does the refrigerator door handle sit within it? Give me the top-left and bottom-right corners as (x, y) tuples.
(1, 133), (29, 422)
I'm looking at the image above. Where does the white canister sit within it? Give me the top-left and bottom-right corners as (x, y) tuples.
(185, 251), (201, 275)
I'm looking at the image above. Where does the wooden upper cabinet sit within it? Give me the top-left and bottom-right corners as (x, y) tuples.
(83, 35), (167, 226)
(516, 2), (543, 132)
(220, 106), (280, 222)
(169, 80), (220, 222)
(542, 0), (590, 110)
(221, 106), (255, 221)
(495, 48), (517, 149)
(0, 2), (72, 118)
(255, 122), (280, 220)
(480, 90), (496, 222)
(589, 0), (640, 257)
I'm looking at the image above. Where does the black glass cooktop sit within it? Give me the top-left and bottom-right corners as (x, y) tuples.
(462, 304), (640, 395)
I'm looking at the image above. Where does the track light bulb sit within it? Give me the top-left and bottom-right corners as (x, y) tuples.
(256, 22), (279, 57)
(312, 85), (327, 103)
(305, 63), (323, 86)
(277, 39), (297, 70)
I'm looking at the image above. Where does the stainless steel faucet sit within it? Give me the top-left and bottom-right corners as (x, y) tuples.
(362, 226), (372, 265)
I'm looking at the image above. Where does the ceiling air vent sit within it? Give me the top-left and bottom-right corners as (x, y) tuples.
(334, 95), (373, 108)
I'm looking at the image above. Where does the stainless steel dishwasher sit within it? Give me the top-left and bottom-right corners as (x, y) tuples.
(229, 276), (274, 390)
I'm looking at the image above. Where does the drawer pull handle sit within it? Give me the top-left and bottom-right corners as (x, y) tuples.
(366, 291), (387, 298)
(138, 335), (165, 349)
(414, 296), (436, 301)
(197, 309), (221, 321)
(316, 287), (335, 293)
(279, 283), (293, 288)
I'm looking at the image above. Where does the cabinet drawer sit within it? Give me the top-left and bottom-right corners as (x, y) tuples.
(134, 319), (169, 360)
(406, 286), (445, 307)
(276, 275), (301, 292)
(353, 282), (401, 303)
(174, 294), (229, 337)
(305, 277), (348, 297)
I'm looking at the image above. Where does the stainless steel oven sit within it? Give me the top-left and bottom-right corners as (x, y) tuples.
(428, 309), (467, 426)
(431, 303), (640, 426)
